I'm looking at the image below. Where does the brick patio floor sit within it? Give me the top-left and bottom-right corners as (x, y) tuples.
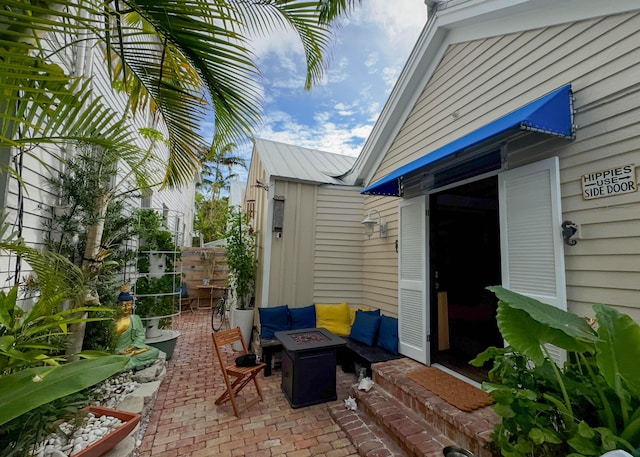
(138, 311), (360, 457)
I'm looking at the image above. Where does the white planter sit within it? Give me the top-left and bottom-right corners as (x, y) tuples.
(230, 308), (254, 351)
(145, 317), (162, 338)
(148, 252), (166, 275)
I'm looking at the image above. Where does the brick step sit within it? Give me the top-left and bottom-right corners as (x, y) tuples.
(329, 399), (408, 457)
(371, 359), (500, 457)
(353, 384), (457, 457)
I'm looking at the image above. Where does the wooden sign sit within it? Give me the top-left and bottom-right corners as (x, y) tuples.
(582, 165), (637, 199)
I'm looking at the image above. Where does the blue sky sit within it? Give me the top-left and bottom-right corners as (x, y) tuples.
(249, 0), (428, 158)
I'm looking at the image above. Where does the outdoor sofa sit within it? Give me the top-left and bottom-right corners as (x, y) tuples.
(257, 302), (401, 377)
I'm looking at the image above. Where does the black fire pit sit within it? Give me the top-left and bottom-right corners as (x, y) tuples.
(275, 328), (346, 408)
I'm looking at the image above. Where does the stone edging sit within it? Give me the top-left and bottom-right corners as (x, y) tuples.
(103, 353), (167, 457)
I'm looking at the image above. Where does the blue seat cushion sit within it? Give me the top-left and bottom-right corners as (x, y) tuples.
(376, 315), (399, 355)
(289, 305), (316, 330)
(259, 305), (290, 339)
(349, 310), (382, 346)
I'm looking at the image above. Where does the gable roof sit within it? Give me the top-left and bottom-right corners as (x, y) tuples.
(252, 138), (356, 185)
(345, 0), (640, 187)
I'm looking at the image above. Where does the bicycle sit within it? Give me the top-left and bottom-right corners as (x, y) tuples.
(211, 287), (229, 332)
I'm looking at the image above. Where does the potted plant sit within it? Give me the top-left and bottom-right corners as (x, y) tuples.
(224, 207), (257, 347)
(201, 250), (216, 285)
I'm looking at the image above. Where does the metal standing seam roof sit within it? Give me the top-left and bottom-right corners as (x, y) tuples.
(253, 138), (356, 185)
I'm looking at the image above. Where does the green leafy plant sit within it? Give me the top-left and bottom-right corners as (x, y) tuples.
(224, 207), (257, 310)
(133, 209), (181, 326)
(43, 149), (142, 354)
(135, 209), (180, 272)
(0, 356), (128, 427)
(133, 276), (179, 320)
(472, 286), (640, 457)
(0, 286), (113, 374)
(0, 220), (129, 436)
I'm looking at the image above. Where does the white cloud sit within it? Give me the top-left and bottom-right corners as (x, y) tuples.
(270, 75), (306, 90)
(365, 52), (379, 71)
(249, 27), (304, 60)
(334, 102), (354, 116)
(322, 56), (350, 85)
(353, 0), (427, 51)
(256, 109), (374, 157)
(382, 65), (401, 89)
(366, 102), (382, 121)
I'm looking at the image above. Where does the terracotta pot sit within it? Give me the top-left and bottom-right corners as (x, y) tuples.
(73, 406), (141, 457)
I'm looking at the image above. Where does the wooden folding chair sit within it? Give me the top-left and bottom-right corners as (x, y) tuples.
(180, 284), (196, 313)
(212, 327), (266, 417)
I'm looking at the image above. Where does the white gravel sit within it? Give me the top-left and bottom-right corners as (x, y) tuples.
(31, 373), (140, 457)
(33, 412), (124, 457)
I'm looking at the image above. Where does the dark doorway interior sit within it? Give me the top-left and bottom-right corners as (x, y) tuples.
(429, 176), (503, 382)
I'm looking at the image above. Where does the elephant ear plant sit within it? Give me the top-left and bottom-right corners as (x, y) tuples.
(472, 286), (640, 457)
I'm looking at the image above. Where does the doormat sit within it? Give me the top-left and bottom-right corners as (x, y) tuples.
(406, 367), (493, 412)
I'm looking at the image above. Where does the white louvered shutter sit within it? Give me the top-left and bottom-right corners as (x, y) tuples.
(499, 157), (568, 365)
(398, 196), (429, 364)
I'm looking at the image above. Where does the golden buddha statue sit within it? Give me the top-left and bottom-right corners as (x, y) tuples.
(115, 283), (159, 369)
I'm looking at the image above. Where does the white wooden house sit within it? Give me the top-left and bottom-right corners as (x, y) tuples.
(352, 0), (640, 374)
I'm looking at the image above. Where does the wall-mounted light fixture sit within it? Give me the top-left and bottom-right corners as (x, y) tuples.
(253, 180), (269, 191)
(561, 220), (578, 246)
(361, 209), (388, 239)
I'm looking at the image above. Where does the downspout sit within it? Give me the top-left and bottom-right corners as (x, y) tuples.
(259, 178), (276, 308)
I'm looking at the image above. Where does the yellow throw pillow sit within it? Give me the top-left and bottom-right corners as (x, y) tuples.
(315, 302), (351, 336)
(349, 306), (371, 326)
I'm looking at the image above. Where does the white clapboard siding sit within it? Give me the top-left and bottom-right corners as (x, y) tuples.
(264, 180), (317, 307)
(360, 194), (400, 315)
(313, 186), (365, 306)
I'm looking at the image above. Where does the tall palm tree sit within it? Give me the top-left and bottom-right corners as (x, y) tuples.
(199, 143), (247, 201)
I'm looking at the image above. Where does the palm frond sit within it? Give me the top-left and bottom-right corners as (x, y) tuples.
(1, 0), (360, 188)
(231, 1), (335, 89)
(0, 51), (160, 187)
(315, 0), (361, 23)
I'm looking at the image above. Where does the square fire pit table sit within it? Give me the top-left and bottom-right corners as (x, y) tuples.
(275, 328), (346, 408)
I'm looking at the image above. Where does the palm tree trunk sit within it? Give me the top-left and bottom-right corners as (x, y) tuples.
(66, 192), (110, 360)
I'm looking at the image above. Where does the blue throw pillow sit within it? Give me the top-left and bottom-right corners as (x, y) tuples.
(349, 310), (381, 346)
(289, 305), (316, 330)
(259, 305), (290, 339)
(377, 315), (399, 355)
